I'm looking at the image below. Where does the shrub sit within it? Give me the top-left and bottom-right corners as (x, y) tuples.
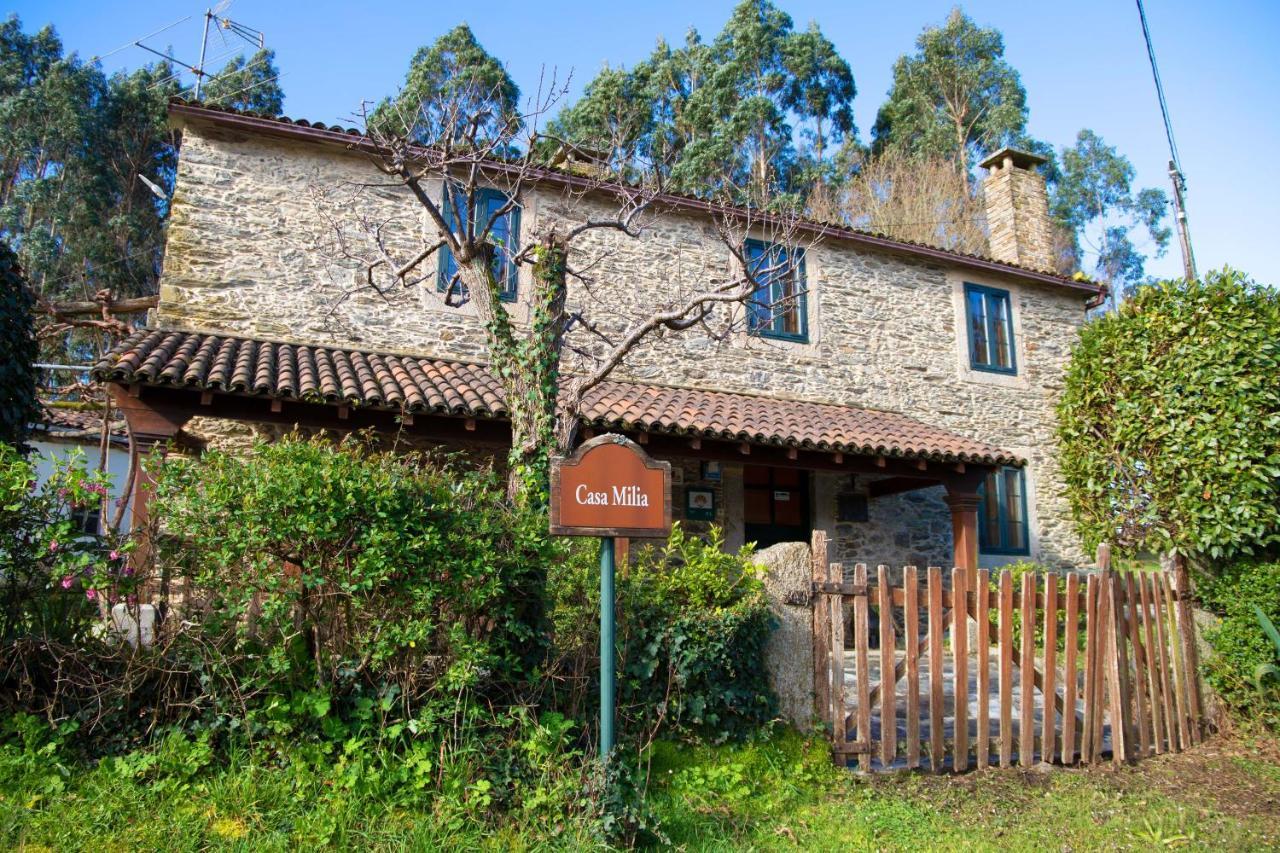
(1057, 268), (1280, 562)
(151, 433), (553, 737)
(1197, 557), (1280, 728)
(0, 443), (119, 646)
(622, 526), (775, 742)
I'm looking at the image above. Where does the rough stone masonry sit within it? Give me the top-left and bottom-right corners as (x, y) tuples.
(154, 116), (1091, 568)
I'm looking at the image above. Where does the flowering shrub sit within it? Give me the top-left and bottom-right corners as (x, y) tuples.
(0, 443), (122, 645)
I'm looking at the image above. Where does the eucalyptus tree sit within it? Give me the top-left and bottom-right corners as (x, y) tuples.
(871, 8), (1027, 191)
(1052, 129), (1170, 301)
(369, 24), (520, 144)
(202, 48), (284, 115)
(554, 0), (854, 203)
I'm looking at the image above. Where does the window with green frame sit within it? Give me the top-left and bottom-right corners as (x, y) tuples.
(964, 283), (1016, 373)
(979, 465), (1030, 555)
(437, 187), (520, 302)
(745, 238), (807, 341)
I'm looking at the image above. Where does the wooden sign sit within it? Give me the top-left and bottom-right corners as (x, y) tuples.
(550, 434), (672, 537)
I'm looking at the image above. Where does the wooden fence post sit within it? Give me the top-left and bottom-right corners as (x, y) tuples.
(812, 530), (831, 726)
(904, 566), (921, 770)
(879, 566), (896, 769)
(853, 564), (871, 770)
(830, 561), (848, 763)
(1170, 554), (1204, 744)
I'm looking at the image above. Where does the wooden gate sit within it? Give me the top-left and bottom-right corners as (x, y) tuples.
(811, 532), (1206, 772)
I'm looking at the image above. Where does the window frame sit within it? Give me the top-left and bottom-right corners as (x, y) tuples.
(437, 187), (521, 303)
(744, 238), (809, 343)
(963, 282), (1017, 375)
(978, 465), (1031, 556)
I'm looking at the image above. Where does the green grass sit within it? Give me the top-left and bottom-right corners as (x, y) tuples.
(3, 728), (1278, 851)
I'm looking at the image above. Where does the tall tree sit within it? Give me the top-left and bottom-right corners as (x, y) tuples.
(554, 0), (854, 202)
(202, 48), (284, 114)
(369, 24), (519, 144)
(0, 241), (38, 448)
(871, 8), (1027, 190)
(0, 16), (285, 362)
(1052, 128), (1170, 301)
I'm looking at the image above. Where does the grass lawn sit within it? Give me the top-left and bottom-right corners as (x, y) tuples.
(3, 727), (1278, 850)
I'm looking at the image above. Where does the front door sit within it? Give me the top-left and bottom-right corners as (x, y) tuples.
(743, 465), (810, 549)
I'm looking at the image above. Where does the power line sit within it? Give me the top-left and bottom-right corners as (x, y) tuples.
(1136, 0), (1196, 281)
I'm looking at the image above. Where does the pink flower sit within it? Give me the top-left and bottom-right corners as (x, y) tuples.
(49, 540), (59, 553)
(110, 550), (121, 561)
(60, 576), (74, 589)
(85, 589), (97, 601)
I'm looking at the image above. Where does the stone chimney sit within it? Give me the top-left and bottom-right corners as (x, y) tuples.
(980, 147), (1055, 272)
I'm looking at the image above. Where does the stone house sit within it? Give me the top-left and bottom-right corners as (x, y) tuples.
(93, 100), (1104, 574)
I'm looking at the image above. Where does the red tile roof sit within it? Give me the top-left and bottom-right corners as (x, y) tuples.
(93, 329), (1022, 466)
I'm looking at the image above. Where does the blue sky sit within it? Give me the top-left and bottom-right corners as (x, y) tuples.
(12, 0), (1280, 282)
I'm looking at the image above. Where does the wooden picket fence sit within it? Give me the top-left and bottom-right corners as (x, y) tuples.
(811, 532), (1205, 772)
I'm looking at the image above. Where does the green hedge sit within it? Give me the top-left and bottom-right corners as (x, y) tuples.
(1197, 558), (1280, 728)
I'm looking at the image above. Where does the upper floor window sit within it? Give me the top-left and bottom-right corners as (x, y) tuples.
(979, 465), (1029, 555)
(964, 283), (1016, 373)
(438, 187), (520, 302)
(745, 239), (808, 342)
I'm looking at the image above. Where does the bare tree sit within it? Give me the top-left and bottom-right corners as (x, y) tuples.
(312, 74), (809, 503)
(809, 146), (990, 257)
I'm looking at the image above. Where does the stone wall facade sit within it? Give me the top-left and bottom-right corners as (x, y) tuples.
(155, 120), (1092, 567)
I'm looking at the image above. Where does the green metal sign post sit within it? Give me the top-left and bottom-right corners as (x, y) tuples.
(598, 536), (616, 759)
(548, 434), (672, 767)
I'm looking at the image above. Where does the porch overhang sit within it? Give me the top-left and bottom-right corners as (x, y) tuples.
(91, 328), (1021, 468)
(93, 328), (1012, 576)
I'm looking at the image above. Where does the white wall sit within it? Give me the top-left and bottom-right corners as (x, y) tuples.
(29, 439), (133, 534)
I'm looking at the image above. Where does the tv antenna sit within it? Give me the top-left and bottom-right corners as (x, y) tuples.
(127, 2), (266, 101)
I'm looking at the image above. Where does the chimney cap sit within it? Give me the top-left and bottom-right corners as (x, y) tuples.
(978, 147), (1048, 172)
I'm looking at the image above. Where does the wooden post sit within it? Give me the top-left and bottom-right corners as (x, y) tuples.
(1062, 572), (1082, 765)
(944, 489), (981, 591)
(928, 567), (945, 772)
(904, 566), (921, 770)
(1019, 572), (1036, 764)
(878, 566), (896, 769)
(1041, 572), (1058, 764)
(830, 561), (848, 762)
(1170, 554), (1204, 744)
(975, 569), (991, 770)
(998, 570), (1014, 768)
(812, 530), (831, 725)
(853, 564), (871, 770)
(952, 567), (969, 772)
(1104, 572), (1134, 764)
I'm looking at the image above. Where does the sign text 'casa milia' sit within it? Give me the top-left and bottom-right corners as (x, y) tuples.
(549, 435), (672, 537)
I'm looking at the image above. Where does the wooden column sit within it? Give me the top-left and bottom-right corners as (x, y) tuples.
(108, 384), (192, 575)
(944, 488), (981, 589)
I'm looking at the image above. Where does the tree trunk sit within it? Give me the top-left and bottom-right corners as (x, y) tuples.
(459, 235), (569, 508)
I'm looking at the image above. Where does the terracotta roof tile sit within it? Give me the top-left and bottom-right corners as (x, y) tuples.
(92, 329), (1021, 466)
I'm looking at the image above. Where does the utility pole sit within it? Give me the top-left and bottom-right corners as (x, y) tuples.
(1168, 161), (1196, 282)
(1137, 0), (1197, 282)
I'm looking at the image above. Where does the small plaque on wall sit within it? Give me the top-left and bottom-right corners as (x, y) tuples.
(700, 461), (722, 482)
(685, 487), (717, 521)
(837, 493), (869, 523)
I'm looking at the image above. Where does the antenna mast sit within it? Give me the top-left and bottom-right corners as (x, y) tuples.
(1136, 0), (1196, 282)
(194, 9), (213, 100)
